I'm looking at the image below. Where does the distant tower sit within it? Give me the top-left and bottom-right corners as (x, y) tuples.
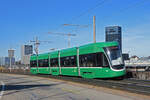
(21, 45), (33, 65)
(0, 57), (4, 66)
(8, 49), (15, 65)
(8, 49), (15, 70)
(105, 26), (122, 52)
(8, 49), (15, 58)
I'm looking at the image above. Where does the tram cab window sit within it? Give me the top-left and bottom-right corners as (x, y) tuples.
(30, 60), (37, 67)
(104, 46), (124, 70)
(60, 56), (77, 67)
(79, 52), (109, 67)
(38, 59), (49, 67)
(50, 58), (59, 67)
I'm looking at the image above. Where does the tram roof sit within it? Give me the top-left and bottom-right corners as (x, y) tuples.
(30, 41), (118, 60)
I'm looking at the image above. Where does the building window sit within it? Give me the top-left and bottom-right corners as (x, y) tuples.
(38, 59), (49, 67)
(60, 56), (77, 67)
(30, 60), (37, 67)
(79, 52), (109, 67)
(50, 58), (59, 67)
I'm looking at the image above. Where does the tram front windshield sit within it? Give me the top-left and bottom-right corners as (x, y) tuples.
(105, 46), (124, 70)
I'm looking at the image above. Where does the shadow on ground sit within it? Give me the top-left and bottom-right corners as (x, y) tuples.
(4, 83), (59, 96)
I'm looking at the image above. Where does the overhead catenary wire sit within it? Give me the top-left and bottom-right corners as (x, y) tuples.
(102, 0), (149, 20)
(48, 0), (111, 46)
(68, 0), (111, 24)
(48, 0), (150, 47)
(65, 0), (149, 27)
(119, 0), (149, 14)
(53, 0), (111, 31)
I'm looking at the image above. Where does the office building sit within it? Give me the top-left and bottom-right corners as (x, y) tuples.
(105, 26), (122, 52)
(21, 45), (33, 65)
(8, 49), (15, 57)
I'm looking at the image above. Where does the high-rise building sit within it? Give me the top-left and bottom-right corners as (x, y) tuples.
(0, 49), (15, 67)
(21, 45), (33, 65)
(5, 57), (15, 65)
(105, 26), (122, 52)
(0, 57), (5, 66)
(0, 57), (15, 66)
(8, 49), (15, 57)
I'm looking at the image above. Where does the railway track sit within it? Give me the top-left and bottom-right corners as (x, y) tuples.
(33, 74), (150, 96)
(1, 72), (150, 96)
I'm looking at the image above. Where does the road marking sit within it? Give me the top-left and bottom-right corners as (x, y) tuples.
(0, 81), (5, 99)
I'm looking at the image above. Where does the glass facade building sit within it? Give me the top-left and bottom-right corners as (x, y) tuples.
(105, 26), (122, 52)
(24, 45), (33, 55)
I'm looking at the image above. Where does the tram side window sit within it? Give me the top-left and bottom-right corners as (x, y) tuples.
(30, 60), (37, 67)
(60, 56), (77, 67)
(50, 58), (58, 67)
(38, 59), (49, 67)
(79, 54), (94, 67)
(79, 52), (109, 67)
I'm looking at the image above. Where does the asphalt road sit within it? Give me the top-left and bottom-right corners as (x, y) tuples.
(0, 73), (148, 100)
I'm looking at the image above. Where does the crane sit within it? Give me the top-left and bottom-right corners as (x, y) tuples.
(63, 18), (95, 43)
(48, 24), (89, 48)
(63, 24), (89, 33)
(29, 36), (51, 55)
(63, 24), (89, 28)
(48, 32), (76, 48)
(48, 24), (88, 48)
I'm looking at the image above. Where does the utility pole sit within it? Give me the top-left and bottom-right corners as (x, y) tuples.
(30, 36), (51, 55)
(29, 36), (51, 72)
(93, 16), (96, 43)
(34, 37), (40, 55)
(30, 37), (39, 73)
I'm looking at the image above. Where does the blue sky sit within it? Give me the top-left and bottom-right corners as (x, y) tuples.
(0, 0), (150, 60)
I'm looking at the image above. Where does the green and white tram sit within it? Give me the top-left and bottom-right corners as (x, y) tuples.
(30, 42), (126, 78)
